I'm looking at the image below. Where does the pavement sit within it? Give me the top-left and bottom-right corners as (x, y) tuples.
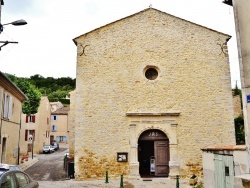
(17, 146), (197, 187)
(19, 155), (197, 188)
(38, 177), (197, 188)
(18, 154), (39, 171)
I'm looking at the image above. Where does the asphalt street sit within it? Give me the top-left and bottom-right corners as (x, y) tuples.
(25, 147), (68, 181)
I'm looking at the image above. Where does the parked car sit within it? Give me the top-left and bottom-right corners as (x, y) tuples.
(0, 164), (9, 172)
(43, 145), (54, 154)
(0, 164), (22, 171)
(52, 142), (59, 151)
(9, 165), (22, 171)
(0, 170), (39, 188)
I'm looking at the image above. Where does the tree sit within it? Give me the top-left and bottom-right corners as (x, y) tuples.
(234, 116), (245, 145)
(6, 73), (75, 105)
(6, 74), (41, 115)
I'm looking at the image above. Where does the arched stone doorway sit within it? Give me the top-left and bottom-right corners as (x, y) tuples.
(138, 129), (169, 177)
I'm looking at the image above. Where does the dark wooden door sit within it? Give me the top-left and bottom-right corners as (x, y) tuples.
(154, 141), (169, 176)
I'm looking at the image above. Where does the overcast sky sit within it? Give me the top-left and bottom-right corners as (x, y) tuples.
(0, 0), (240, 87)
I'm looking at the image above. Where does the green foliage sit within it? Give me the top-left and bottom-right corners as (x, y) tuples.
(27, 74), (75, 105)
(48, 90), (69, 102)
(234, 116), (245, 145)
(59, 98), (70, 105)
(5, 74), (41, 114)
(233, 81), (242, 96)
(6, 73), (75, 106)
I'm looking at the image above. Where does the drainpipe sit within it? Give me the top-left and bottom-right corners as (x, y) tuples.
(17, 110), (22, 165)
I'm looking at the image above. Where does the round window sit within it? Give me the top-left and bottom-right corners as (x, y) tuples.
(145, 68), (158, 80)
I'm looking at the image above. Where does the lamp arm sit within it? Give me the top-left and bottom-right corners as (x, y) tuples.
(0, 24), (3, 33)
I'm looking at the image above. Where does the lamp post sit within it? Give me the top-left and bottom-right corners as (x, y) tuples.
(0, 19), (27, 50)
(0, 19), (27, 33)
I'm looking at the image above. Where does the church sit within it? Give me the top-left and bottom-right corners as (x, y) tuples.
(70, 8), (235, 179)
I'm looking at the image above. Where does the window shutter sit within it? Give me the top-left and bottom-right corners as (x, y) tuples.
(26, 115), (28, 123)
(56, 136), (60, 142)
(63, 136), (67, 142)
(3, 94), (7, 118)
(25, 130), (28, 141)
(32, 115), (36, 123)
(55, 125), (57, 131)
(7, 96), (12, 119)
(1, 92), (3, 118)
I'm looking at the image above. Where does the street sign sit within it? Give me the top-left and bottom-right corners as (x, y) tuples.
(247, 95), (250, 103)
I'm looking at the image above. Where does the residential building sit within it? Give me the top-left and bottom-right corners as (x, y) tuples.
(50, 106), (69, 145)
(0, 71), (27, 164)
(50, 101), (64, 112)
(71, 8), (235, 180)
(20, 96), (51, 155)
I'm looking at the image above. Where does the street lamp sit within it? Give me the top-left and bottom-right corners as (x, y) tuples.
(0, 19), (27, 33)
(0, 19), (27, 50)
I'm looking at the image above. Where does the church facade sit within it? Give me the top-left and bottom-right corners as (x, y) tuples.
(71, 8), (235, 179)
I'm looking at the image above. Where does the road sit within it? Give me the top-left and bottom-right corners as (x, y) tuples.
(25, 147), (69, 181)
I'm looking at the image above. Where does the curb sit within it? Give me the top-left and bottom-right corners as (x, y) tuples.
(18, 157), (39, 171)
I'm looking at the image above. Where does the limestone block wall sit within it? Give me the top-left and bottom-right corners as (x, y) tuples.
(74, 8), (235, 179)
(68, 90), (76, 157)
(233, 95), (242, 118)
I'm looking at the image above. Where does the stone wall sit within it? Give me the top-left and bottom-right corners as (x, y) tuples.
(233, 94), (242, 118)
(73, 8), (235, 179)
(68, 90), (76, 157)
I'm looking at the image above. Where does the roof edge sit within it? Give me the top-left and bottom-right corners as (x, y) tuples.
(73, 7), (231, 45)
(0, 72), (28, 101)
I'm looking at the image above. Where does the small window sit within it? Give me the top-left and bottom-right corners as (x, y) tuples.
(225, 166), (229, 176)
(25, 115), (35, 123)
(51, 115), (58, 122)
(52, 125), (57, 132)
(145, 67), (158, 80)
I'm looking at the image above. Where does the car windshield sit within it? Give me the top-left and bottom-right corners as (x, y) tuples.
(44, 146), (50, 149)
(9, 165), (21, 171)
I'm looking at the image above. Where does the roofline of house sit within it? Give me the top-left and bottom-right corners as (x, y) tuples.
(0, 72), (28, 101)
(51, 112), (68, 115)
(73, 7), (231, 45)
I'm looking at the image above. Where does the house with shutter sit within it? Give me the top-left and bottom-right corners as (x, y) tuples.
(70, 8), (236, 180)
(0, 72), (27, 164)
(20, 96), (51, 155)
(50, 106), (69, 145)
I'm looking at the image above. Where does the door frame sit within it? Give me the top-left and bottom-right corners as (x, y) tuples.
(138, 129), (169, 177)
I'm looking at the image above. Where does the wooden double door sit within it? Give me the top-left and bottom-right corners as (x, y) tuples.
(138, 130), (169, 177)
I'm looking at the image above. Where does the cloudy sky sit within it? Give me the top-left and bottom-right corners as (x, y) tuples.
(0, 0), (240, 87)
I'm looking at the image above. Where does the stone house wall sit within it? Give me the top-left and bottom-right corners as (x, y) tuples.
(20, 96), (51, 154)
(233, 94), (242, 118)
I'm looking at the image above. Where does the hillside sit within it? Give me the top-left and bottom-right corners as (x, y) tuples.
(6, 73), (75, 104)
